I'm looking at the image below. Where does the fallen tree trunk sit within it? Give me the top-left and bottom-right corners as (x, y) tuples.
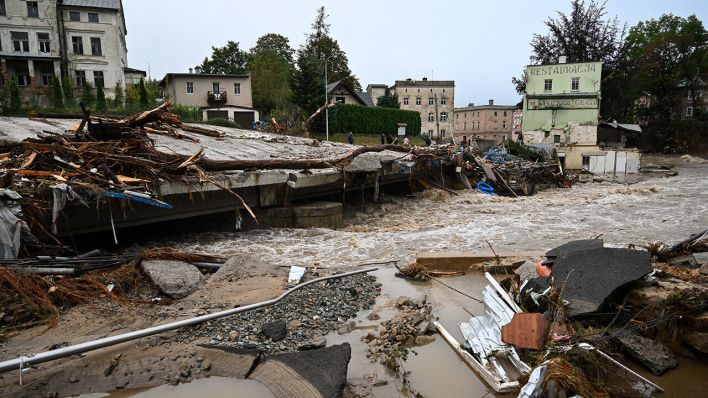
(181, 123), (226, 138)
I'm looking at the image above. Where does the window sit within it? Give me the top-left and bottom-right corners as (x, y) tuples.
(688, 91), (701, 100)
(0, 0), (6, 16)
(502, 120), (507, 129)
(26, 1), (39, 18)
(69, 11), (80, 21)
(90, 37), (102, 56)
(502, 134), (507, 141)
(477, 111), (480, 117)
(494, 111), (498, 116)
(441, 129), (446, 138)
(186, 82), (194, 94)
(212, 82), (220, 92)
(234, 82), (241, 94)
(428, 113), (434, 122)
(11, 32), (30, 53)
(37, 33), (50, 53)
(72, 36), (83, 54)
(93, 71), (104, 88)
(440, 112), (448, 122)
(88, 12), (99, 23)
(403, 97), (409, 105)
(428, 130), (433, 138)
(476, 121), (480, 129)
(553, 134), (561, 143)
(503, 111), (507, 117)
(463, 122), (467, 130)
(686, 107), (694, 117)
(544, 79), (553, 92)
(335, 96), (345, 104)
(428, 97), (434, 105)
(41, 71), (53, 86)
(441, 97), (447, 105)
(16, 73), (30, 87)
(571, 77), (580, 91)
(415, 96), (421, 105)
(75, 70), (86, 87)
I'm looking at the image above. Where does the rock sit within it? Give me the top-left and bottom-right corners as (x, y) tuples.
(141, 260), (203, 299)
(614, 332), (678, 376)
(514, 260), (537, 282)
(69, 376), (79, 383)
(414, 295), (428, 308)
(689, 312), (708, 332)
(298, 337), (327, 351)
(414, 335), (435, 346)
(403, 335), (415, 347)
(229, 330), (240, 341)
(338, 321), (355, 335)
(416, 321), (431, 336)
(288, 319), (302, 330)
(372, 379), (388, 387)
(260, 320), (287, 342)
(367, 311), (380, 321)
(396, 296), (414, 308)
(683, 331), (708, 354)
(668, 255), (699, 269)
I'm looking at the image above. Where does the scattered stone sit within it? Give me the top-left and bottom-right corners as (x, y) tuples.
(414, 335), (435, 346)
(69, 376), (79, 383)
(372, 379), (388, 387)
(229, 330), (240, 341)
(367, 311), (380, 321)
(396, 296), (414, 308)
(141, 260), (203, 299)
(298, 337), (326, 351)
(338, 320), (355, 335)
(260, 319), (287, 342)
(683, 331), (708, 354)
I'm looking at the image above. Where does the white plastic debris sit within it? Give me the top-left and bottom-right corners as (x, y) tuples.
(288, 265), (306, 284)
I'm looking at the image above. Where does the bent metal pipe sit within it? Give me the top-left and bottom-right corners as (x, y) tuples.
(0, 267), (379, 374)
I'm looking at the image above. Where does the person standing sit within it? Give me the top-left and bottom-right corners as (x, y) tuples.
(403, 136), (410, 146)
(347, 131), (354, 145)
(380, 132), (385, 145)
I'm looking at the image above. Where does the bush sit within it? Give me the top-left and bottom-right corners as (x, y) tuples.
(112, 82), (124, 109)
(81, 82), (95, 108)
(51, 79), (64, 109)
(171, 104), (202, 122)
(96, 84), (107, 111)
(313, 104), (421, 136)
(138, 78), (148, 107)
(9, 79), (21, 112)
(62, 77), (75, 107)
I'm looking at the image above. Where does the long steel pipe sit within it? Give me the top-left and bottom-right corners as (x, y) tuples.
(0, 267), (378, 374)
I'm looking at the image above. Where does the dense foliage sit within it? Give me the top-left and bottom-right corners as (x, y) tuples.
(312, 103), (421, 136)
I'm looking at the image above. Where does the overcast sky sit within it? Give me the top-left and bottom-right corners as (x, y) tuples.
(124, 0), (706, 106)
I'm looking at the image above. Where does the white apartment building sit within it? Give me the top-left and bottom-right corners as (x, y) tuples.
(0, 0), (143, 106)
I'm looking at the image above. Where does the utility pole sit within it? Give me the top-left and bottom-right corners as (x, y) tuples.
(324, 58), (329, 141)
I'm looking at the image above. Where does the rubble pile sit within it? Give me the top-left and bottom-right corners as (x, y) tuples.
(363, 295), (437, 370)
(177, 273), (379, 353)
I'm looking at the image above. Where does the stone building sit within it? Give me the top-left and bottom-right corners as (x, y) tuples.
(0, 0), (142, 106)
(453, 100), (515, 144)
(159, 68), (258, 126)
(366, 83), (388, 106)
(523, 58), (640, 174)
(390, 78), (454, 140)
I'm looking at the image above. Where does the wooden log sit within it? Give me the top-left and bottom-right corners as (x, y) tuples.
(143, 126), (200, 143)
(119, 102), (172, 127)
(181, 124), (226, 138)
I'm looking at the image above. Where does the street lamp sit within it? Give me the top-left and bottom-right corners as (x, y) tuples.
(324, 58), (329, 141)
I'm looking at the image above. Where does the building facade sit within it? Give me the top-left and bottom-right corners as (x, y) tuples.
(327, 79), (373, 106)
(453, 100), (515, 144)
(0, 0), (139, 106)
(160, 69), (258, 127)
(366, 83), (387, 106)
(390, 78), (454, 140)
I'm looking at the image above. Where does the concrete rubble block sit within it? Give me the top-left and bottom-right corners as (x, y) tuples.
(141, 260), (203, 299)
(613, 332), (678, 376)
(551, 247), (652, 317)
(514, 260), (537, 281)
(211, 253), (275, 283)
(249, 343), (352, 398)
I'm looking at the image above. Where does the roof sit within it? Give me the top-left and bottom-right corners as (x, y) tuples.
(356, 91), (375, 106)
(123, 67), (146, 75)
(394, 80), (454, 87)
(60, 0), (121, 10)
(366, 84), (388, 89)
(326, 80), (371, 106)
(455, 105), (516, 111)
(160, 72), (250, 86)
(599, 121), (642, 133)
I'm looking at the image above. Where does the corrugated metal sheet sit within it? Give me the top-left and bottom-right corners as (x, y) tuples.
(61, 0), (121, 10)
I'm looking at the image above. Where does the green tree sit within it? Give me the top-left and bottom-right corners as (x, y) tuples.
(62, 77), (75, 108)
(125, 84), (139, 110)
(200, 41), (250, 75)
(250, 50), (292, 116)
(96, 82), (107, 111)
(250, 33), (295, 66)
(291, 7), (360, 115)
(9, 79), (21, 112)
(113, 82), (124, 109)
(376, 93), (400, 108)
(138, 78), (148, 107)
(512, 0), (626, 95)
(81, 82), (95, 108)
(51, 78), (64, 109)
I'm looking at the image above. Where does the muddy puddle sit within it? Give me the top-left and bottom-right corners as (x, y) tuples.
(80, 377), (275, 398)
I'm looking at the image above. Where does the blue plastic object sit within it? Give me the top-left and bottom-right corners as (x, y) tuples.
(476, 181), (496, 196)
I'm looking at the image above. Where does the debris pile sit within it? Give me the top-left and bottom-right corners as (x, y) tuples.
(364, 295), (437, 371)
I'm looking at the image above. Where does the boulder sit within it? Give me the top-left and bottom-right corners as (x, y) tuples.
(141, 260), (203, 299)
(683, 331), (708, 354)
(261, 319), (287, 342)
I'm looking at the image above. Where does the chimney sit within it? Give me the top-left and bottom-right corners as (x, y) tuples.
(488, 99), (494, 106)
(422, 77), (428, 81)
(194, 66), (202, 74)
(468, 103), (474, 107)
(406, 78), (412, 81)
(558, 56), (567, 64)
(189, 68), (193, 74)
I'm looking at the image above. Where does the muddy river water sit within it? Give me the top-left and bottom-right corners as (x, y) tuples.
(100, 155), (707, 397)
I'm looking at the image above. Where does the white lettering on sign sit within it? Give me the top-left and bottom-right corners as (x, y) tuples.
(527, 97), (599, 110)
(527, 63), (598, 77)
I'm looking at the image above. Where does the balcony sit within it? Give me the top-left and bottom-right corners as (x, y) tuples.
(207, 90), (227, 105)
